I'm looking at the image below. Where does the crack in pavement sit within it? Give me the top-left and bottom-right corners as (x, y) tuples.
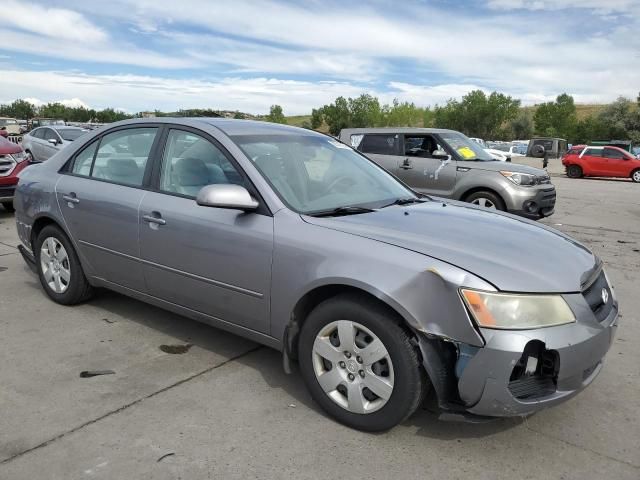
(523, 423), (639, 470)
(0, 345), (263, 466)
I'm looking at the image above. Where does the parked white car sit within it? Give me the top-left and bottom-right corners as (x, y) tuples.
(22, 126), (88, 162)
(470, 138), (508, 161)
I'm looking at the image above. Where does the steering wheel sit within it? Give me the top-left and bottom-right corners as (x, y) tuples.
(323, 175), (356, 195)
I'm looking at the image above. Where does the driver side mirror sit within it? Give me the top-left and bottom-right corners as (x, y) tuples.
(48, 138), (59, 146)
(432, 149), (451, 161)
(196, 184), (259, 211)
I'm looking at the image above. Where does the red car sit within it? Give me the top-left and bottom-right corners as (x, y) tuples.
(0, 135), (30, 212)
(562, 145), (640, 182)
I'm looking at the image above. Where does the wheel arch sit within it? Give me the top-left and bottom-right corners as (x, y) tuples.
(460, 186), (506, 206)
(285, 283), (422, 361)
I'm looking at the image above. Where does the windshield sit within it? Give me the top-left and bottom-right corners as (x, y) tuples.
(57, 129), (86, 141)
(231, 134), (416, 214)
(440, 132), (494, 161)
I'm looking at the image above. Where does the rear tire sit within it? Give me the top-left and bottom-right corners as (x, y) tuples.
(631, 169), (640, 183)
(567, 164), (583, 178)
(1, 201), (14, 213)
(35, 225), (93, 305)
(298, 294), (427, 432)
(465, 191), (505, 211)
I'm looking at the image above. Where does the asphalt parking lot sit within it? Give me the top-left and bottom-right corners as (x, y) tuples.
(0, 172), (638, 479)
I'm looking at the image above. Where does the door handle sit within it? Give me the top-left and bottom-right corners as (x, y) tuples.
(62, 193), (80, 204)
(399, 158), (413, 170)
(143, 213), (166, 226)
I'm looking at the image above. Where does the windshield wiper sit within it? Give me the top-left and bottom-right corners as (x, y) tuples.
(381, 197), (427, 208)
(307, 206), (376, 217)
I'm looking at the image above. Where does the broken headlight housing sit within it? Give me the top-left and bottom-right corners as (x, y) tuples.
(460, 289), (575, 329)
(500, 171), (536, 186)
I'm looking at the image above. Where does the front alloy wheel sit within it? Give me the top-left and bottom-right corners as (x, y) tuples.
(299, 294), (427, 431)
(312, 320), (394, 414)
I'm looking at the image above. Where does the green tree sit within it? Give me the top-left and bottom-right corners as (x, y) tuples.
(2, 99), (37, 119)
(310, 108), (323, 129)
(533, 93), (577, 140)
(321, 97), (351, 135)
(509, 111), (533, 139)
(433, 90), (520, 139)
(348, 94), (382, 127)
(266, 105), (286, 124)
(233, 111), (245, 119)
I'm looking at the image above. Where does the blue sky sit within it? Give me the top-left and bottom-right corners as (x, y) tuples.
(1, 0), (638, 114)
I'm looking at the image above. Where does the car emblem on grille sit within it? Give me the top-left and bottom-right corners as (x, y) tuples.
(601, 288), (609, 304)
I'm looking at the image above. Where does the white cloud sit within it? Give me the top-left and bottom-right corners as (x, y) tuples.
(0, 70), (374, 114)
(486, 0), (639, 15)
(4, 0), (107, 42)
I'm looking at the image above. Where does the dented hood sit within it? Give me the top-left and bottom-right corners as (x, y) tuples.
(303, 201), (597, 293)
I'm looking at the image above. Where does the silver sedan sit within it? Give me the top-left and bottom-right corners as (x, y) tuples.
(21, 125), (88, 162)
(14, 118), (619, 431)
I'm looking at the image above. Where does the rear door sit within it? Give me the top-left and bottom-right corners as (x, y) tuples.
(29, 128), (46, 160)
(580, 147), (606, 175)
(395, 133), (457, 196)
(355, 133), (401, 175)
(56, 126), (161, 291)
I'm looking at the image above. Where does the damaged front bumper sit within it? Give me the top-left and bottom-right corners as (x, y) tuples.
(420, 292), (619, 419)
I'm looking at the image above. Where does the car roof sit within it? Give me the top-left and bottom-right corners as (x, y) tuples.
(49, 125), (86, 131)
(93, 117), (324, 137)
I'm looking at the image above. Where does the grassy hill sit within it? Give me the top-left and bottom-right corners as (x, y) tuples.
(286, 104), (608, 126)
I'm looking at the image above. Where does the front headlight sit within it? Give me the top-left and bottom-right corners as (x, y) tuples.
(461, 289), (575, 329)
(500, 171), (536, 186)
(9, 152), (27, 163)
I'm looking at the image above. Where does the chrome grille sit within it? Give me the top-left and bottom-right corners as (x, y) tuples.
(0, 155), (17, 177)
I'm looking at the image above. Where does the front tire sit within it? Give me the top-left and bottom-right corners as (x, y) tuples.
(1, 201), (14, 213)
(465, 191), (505, 211)
(567, 164), (583, 178)
(299, 294), (427, 431)
(631, 169), (640, 183)
(35, 225), (93, 305)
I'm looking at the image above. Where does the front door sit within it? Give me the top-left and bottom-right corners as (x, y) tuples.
(602, 147), (629, 176)
(138, 128), (274, 333)
(395, 134), (457, 196)
(56, 126), (160, 291)
(41, 128), (60, 160)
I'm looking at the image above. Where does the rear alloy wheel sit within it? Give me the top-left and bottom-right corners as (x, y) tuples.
(1, 201), (15, 213)
(35, 225), (93, 304)
(465, 191), (505, 211)
(567, 164), (583, 178)
(299, 294), (427, 431)
(632, 169), (640, 183)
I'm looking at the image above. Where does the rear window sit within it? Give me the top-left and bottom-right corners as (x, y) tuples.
(58, 129), (86, 141)
(358, 134), (399, 155)
(567, 147), (584, 155)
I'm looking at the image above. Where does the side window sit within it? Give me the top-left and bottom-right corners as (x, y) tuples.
(91, 128), (157, 187)
(583, 148), (602, 157)
(71, 141), (99, 176)
(159, 129), (244, 197)
(359, 134), (399, 155)
(32, 128), (44, 139)
(603, 148), (624, 160)
(404, 135), (439, 157)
